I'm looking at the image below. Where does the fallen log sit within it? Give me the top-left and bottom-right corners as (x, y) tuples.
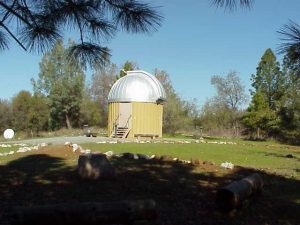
(11, 200), (157, 225)
(216, 173), (263, 211)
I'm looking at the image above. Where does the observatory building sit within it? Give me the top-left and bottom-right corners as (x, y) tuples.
(108, 70), (166, 138)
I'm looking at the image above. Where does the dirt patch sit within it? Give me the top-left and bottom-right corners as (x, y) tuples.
(0, 146), (299, 225)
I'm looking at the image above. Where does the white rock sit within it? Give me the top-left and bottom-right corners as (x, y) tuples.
(13, 143), (27, 147)
(17, 147), (32, 153)
(0, 144), (12, 148)
(104, 151), (114, 157)
(109, 141), (117, 144)
(150, 155), (156, 159)
(220, 162), (234, 169)
(39, 143), (48, 147)
(72, 144), (80, 152)
(8, 151), (14, 155)
(32, 146), (39, 150)
(97, 141), (107, 144)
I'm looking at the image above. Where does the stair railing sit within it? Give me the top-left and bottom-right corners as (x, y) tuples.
(111, 114), (119, 137)
(124, 115), (132, 129)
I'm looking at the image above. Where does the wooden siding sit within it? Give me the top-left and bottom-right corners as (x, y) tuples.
(108, 102), (163, 138)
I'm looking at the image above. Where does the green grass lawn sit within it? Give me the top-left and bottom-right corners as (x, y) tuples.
(81, 141), (300, 179)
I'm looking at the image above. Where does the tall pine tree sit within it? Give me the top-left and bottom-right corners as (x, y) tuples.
(244, 49), (284, 137)
(278, 48), (300, 143)
(251, 48), (284, 110)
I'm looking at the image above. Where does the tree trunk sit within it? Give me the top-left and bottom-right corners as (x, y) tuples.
(216, 173), (263, 211)
(65, 113), (72, 129)
(257, 127), (260, 139)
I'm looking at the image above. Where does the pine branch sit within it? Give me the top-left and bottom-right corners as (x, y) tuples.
(278, 20), (300, 55)
(0, 21), (27, 50)
(0, 1), (31, 26)
(211, 0), (254, 11)
(1, 0), (17, 23)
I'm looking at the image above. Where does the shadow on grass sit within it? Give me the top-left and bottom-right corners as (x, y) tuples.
(0, 154), (299, 225)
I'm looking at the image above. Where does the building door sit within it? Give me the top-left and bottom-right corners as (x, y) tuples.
(118, 103), (132, 128)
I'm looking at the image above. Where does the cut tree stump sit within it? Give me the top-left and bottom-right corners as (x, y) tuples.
(77, 153), (115, 179)
(216, 173), (263, 211)
(11, 200), (157, 225)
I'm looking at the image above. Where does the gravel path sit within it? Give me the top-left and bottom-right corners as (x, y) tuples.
(0, 136), (117, 145)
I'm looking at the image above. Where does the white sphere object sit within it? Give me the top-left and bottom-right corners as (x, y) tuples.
(3, 129), (15, 139)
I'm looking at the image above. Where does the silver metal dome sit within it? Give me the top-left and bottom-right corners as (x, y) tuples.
(108, 70), (166, 103)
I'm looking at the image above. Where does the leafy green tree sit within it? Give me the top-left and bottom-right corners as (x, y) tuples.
(11, 91), (49, 135)
(118, 61), (138, 78)
(89, 62), (117, 126)
(11, 90), (32, 131)
(79, 93), (102, 127)
(0, 0), (162, 66)
(33, 40), (85, 129)
(198, 98), (233, 135)
(155, 69), (196, 134)
(0, 99), (13, 132)
(27, 94), (50, 135)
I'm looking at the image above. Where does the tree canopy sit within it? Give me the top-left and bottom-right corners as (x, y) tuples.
(33, 40), (85, 129)
(0, 0), (162, 67)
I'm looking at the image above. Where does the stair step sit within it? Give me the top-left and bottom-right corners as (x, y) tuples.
(112, 127), (130, 138)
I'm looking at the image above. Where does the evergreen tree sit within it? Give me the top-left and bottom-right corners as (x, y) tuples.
(33, 40), (85, 129)
(251, 48), (284, 110)
(277, 48), (300, 143)
(243, 92), (278, 139)
(244, 49), (284, 138)
(118, 61), (138, 79)
(0, 1), (162, 67)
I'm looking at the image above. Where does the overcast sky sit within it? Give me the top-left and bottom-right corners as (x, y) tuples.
(1, 0), (300, 107)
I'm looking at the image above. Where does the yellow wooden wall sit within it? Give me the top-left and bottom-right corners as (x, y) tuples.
(131, 102), (163, 138)
(108, 102), (163, 138)
(108, 102), (119, 137)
